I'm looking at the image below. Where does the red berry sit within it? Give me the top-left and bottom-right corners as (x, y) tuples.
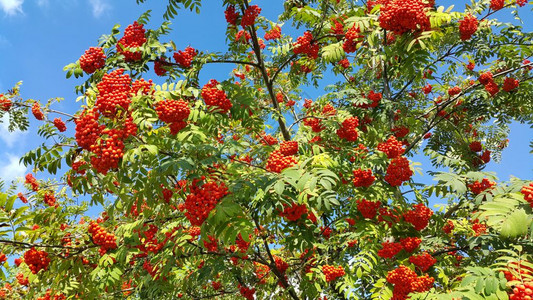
(79, 47), (106, 74)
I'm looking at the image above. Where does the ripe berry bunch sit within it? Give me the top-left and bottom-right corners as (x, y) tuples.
(337, 117), (359, 142)
(153, 58), (169, 76)
(338, 58), (350, 68)
(239, 285), (256, 300)
(377, 136), (405, 159)
(23, 248), (51, 274)
(241, 5), (261, 27)
(459, 14), (479, 40)
(356, 198), (381, 219)
(53, 118), (67, 132)
(259, 133), (278, 145)
(387, 265), (434, 299)
(378, 0), (431, 35)
(274, 256), (289, 274)
(75, 109), (102, 150)
(472, 219), (487, 236)
(16, 273), (29, 286)
(365, 90), (382, 108)
(343, 24), (362, 53)
(18, 192), (28, 203)
(266, 150), (298, 173)
(203, 235), (218, 252)
(352, 169), (376, 187)
(422, 84), (433, 94)
(521, 183), (533, 207)
(264, 25), (281, 40)
(235, 30), (251, 43)
(117, 21), (146, 62)
(469, 141), (482, 152)
(173, 46), (198, 68)
(224, 5), (239, 25)
(96, 69), (132, 117)
(89, 130), (125, 174)
(88, 221), (117, 255)
(254, 262), (270, 284)
(409, 252), (437, 272)
(201, 79), (232, 113)
(392, 126), (409, 139)
(448, 86), (461, 96)
(468, 178), (496, 194)
(131, 78), (154, 95)
(400, 237), (422, 253)
(279, 202), (308, 222)
(43, 192), (57, 207)
(155, 99), (190, 135)
(279, 141), (298, 156)
(25, 173), (40, 191)
(235, 233), (251, 252)
(79, 47), (106, 74)
(293, 31), (320, 59)
(384, 156), (413, 186)
(403, 203), (433, 231)
(509, 282), (533, 300)
(490, 0), (505, 11)
(377, 241), (403, 259)
(322, 265), (345, 282)
(303, 117), (325, 132)
(0, 253), (6, 264)
(503, 77), (519, 92)
(32, 102), (45, 120)
(0, 94), (12, 111)
(183, 179), (229, 226)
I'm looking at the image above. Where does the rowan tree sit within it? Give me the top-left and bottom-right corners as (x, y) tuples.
(0, 0), (532, 299)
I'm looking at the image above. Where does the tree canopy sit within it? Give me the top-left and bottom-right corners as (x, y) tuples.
(0, 0), (532, 299)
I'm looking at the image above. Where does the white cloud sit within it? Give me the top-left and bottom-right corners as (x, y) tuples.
(0, 154), (27, 184)
(88, 0), (109, 18)
(36, 0), (48, 7)
(0, 0), (24, 15)
(0, 115), (27, 148)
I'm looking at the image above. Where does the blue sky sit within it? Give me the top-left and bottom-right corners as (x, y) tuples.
(0, 0), (531, 194)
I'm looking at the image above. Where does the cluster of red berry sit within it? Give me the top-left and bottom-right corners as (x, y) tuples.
(173, 46), (198, 69)
(95, 69), (132, 117)
(235, 233), (251, 252)
(378, 0), (431, 35)
(32, 102), (44, 120)
(264, 25), (281, 40)
(409, 252), (437, 272)
(36, 290), (66, 300)
(43, 192), (57, 207)
(503, 77), (519, 92)
(279, 141), (298, 156)
(459, 14), (479, 41)
(336, 117), (359, 142)
(279, 202), (308, 222)
(74, 109), (102, 150)
(303, 117), (325, 133)
(510, 282), (533, 300)
(183, 179), (229, 226)
(88, 221), (117, 255)
(343, 24), (362, 53)
(79, 47), (106, 74)
(468, 178), (496, 194)
(16, 273), (29, 286)
(224, 6), (239, 25)
(136, 224), (165, 254)
(203, 235), (218, 252)
(259, 133), (278, 145)
(266, 150), (298, 173)
(448, 86), (461, 96)
(0, 94), (12, 111)
(400, 237), (422, 253)
(322, 265), (345, 282)
(23, 248), (50, 274)
(117, 21), (146, 62)
(377, 241), (403, 259)
(254, 262), (270, 284)
(472, 219), (488, 236)
(155, 99), (190, 135)
(387, 265), (434, 299)
(241, 5), (261, 27)
(53, 118), (66, 132)
(378, 136), (405, 159)
(0, 253), (6, 264)
(384, 156), (413, 186)
(154, 58), (169, 76)
(356, 198), (381, 219)
(274, 256), (289, 274)
(403, 203), (433, 231)
(521, 183), (533, 207)
(442, 220), (455, 234)
(89, 129), (126, 174)
(238, 284), (256, 300)
(352, 169), (376, 187)
(293, 31), (319, 59)
(478, 71), (501, 96)
(25, 173), (40, 191)
(422, 84), (433, 94)
(490, 0), (505, 11)
(201, 79), (233, 113)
